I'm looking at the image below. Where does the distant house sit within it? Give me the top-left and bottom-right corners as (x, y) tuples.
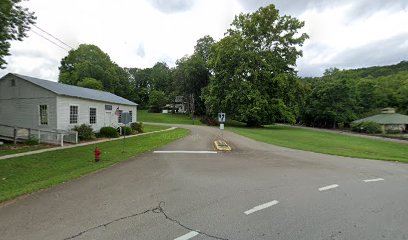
(353, 108), (408, 133)
(162, 95), (186, 113)
(0, 73), (138, 133)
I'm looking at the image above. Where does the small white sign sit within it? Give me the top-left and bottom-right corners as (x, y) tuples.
(218, 113), (226, 123)
(220, 123), (224, 130)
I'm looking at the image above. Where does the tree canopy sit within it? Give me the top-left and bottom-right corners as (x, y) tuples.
(77, 77), (103, 90)
(301, 61), (408, 128)
(58, 44), (131, 98)
(204, 4), (308, 126)
(0, 0), (36, 68)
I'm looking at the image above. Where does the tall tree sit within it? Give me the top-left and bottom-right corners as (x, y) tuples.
(59, 44), (131, 98)
(194, 35), (215, 64)
(0, 0), (36, 68)
(77, 77), (103, 90)
(173, 53), (210, 115)
(303, 77), (358, 128)
(204, 4), (308, 126)
(150, 62), (172, 93)
(126, 67), (151, 108)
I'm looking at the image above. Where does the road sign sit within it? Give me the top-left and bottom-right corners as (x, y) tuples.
(120, 112), (132, 124)
(220, 123), (224, 130)
(218, 113), (226, 123)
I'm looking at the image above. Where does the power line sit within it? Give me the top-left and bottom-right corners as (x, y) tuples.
(32, 25), (74, 50)
(30, 29), (70, 52)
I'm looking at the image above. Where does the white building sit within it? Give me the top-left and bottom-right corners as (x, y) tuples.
(0, 73), (138, 134)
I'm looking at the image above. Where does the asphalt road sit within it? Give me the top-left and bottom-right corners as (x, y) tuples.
(1, 125), (408, 240)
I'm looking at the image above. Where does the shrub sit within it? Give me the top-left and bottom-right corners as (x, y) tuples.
(73, 124), (95, 140)
(200, 116), (218, 126)
(130, 122), (144, 133)
(121, 126), (133, 135)
(351, 121), (382, 134)
(25, 136), (39, 145)
(386, 129), (401, 134)
(148, 105), (161, 113)
(99, 127), (119, 138)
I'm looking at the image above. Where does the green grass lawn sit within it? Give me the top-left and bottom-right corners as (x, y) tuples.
(0, 143), (50, 157)
(0, 124), (168, 157)
(138, 110), (203, 125)
(0, 128), (189, 203)
(142, 124), (170, 132)
(229, 125), (408, 163)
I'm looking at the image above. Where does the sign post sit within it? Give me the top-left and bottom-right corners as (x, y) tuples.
(218, 112), (226, 140)
(120, 112), (132, 153)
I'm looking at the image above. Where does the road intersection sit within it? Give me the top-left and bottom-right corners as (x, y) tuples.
(1, 125), (407, 239)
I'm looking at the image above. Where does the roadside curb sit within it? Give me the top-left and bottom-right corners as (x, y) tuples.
(214, 139), (232, 151)
(0, 127), (177, 160)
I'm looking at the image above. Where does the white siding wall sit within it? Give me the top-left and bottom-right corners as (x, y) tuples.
(57, 96), (137, 132)
(0, 75), (57, 130)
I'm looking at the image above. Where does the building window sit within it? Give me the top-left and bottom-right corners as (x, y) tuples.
(105, 105), (112, 110)
(10, 79), (15, 87)
(90, 108), (96, 124)
(39, 105), (48, 125)
(118, 110), (123, 123)
(70, 105), (78, 124)
(129, 111), (133, 122)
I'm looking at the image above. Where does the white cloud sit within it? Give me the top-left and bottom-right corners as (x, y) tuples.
(1, 0), (407, 79)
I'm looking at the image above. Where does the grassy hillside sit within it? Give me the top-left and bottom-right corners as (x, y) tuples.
(138, 110), (203, 125)
(229, 125), (408, 163)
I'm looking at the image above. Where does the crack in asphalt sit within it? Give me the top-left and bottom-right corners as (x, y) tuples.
(63, 201), (229, 240)
(63, 208), (153, 240)
(154, 201), (229, 240)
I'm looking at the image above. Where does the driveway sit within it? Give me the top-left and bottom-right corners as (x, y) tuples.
(1, 125), (407, 240)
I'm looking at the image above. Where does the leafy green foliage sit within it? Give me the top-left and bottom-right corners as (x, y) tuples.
(303, 77), (358, 128)
(98, 127), (119, 138)
(194, 35), (215, 64)
(125, 62), (174, 108)
(173, 53), (209, 115)
(150, 62), (172, 92)
(77, 77), (103, 90)
(121, 126), (133, 135)
(351, 121), (382, 134)
(126, 67), (151, 108)
(205, 4), (308, 126)
(24, 136), (39, 146)
(59, 44), (132, 98)
(148, 90), (168, 113)
(0, 0), (36, 68)
(130, 122), (144, 133)
(72, 124), (95, 140)
(302, 63), (408, 127)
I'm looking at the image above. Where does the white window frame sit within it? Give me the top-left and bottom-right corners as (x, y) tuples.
(39, 104), (48, 125)
(129, 110), (133, 123)
(69, 105), (79, 124)
(89, 107), (97, 124)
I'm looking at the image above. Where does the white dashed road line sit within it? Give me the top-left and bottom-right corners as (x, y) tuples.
(154, 151), (217, 154)
(318, 184), (339, 191)
(244, 200), (279, 215)
(363, 178), (384, 183)
(174, 231), (199, 240)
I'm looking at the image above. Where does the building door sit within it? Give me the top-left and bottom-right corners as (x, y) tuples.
(104, 112), (111, 126)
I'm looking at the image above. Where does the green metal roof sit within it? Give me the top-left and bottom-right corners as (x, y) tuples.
(353, 113), (408, 124)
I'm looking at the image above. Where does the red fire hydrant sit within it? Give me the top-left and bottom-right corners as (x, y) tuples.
(94, 147), (101, 162)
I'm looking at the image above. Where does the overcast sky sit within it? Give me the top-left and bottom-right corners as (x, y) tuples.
(1, 0), (408, 80)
